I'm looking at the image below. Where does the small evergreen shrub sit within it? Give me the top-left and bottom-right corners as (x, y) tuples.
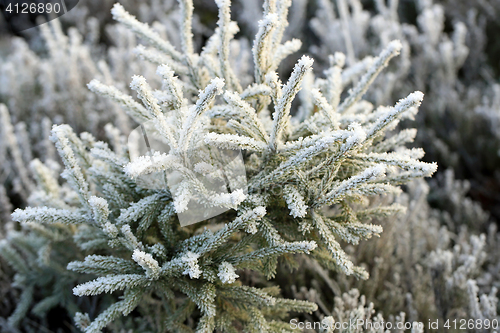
(1, 0), (440, 331)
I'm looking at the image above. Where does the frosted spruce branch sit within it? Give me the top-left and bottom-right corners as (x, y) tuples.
(269, 55), (314, 152)
(111, 3), (182, 62)
(130, 75), (178, 149)
(253, 13), (279, 84)
(338, 40), (402, 114)
(87, 80), (150, 123)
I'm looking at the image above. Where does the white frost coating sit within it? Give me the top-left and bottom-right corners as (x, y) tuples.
(283, 185), (308, 218)
(311, 88), (339, 128)
(197, 78), (225, 108)
(253, 13), (279, 83)
(345, 122), (367, 147)
(173, 181), (191, 213)
(73, 274), (147, 296)
(365, 91), (424, 140)
(88, 196), (114, 235)
(333, 52), (346, 67)
(156, 64), (184, 110)
(217, 261), (239, 284)
(88, 196), (108, 211)
(194, 161), (215, 175)
(253, 125), (366, 189)
(11, 206), (87, 225)
(121, 225), (141, 250)
(215, 0), (241, 92)
(111, 3), (182, 61)
(319, 164), (387, 206)
(204, 132), (267, 151)
(176, 0), (194, 56)
(249, 206), (266, 219)
(212, 189), (246, 208)
(178, 78), (225, 153)
(223, 91), (269, 141)
(130, 75), (178, 149)
(386, 39), (403, 53)
(273, 39), (302, 69)
(50, 125), (91, 210)
(338, 40), (403, 114)
(124, 152), (181, 179)
(133, 45), (188, 74)
(321, 316), (335, 330)
(103, 222), (118, 238)
(132, 249), (160, 279)
(324, 53), (344, 110)
(242, 206), (266, 234)
(213, 0), (227, 7)
(87, 79), (150, 123)
(74, 312), (90, 331)
(181, 251), (202, 279)
(269, 55), (314, 151)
